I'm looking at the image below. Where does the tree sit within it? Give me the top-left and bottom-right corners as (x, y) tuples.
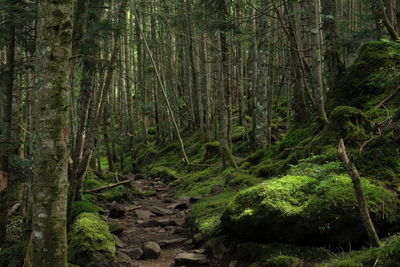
(26, 0), (73, 265)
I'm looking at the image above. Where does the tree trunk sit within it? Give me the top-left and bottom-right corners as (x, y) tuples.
(27, 0), (73, 265)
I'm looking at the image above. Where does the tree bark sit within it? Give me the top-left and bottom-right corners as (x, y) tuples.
(27, 0), (73, 265)
(338, 139), (381, 248)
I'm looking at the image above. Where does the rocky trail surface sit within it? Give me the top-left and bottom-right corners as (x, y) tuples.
(106, 174), (223, 267)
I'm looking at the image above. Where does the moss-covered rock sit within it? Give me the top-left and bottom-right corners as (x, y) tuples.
(148, 166), (179, 183)
(68, 213), (116, 266)
(264, 255), (302, 267)
(328, 40), (400, 110)
(71, 200), (102, 219)
(221, 174), (400, 247)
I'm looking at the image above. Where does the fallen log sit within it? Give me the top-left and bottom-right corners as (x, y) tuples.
(84, 179), (134, 194)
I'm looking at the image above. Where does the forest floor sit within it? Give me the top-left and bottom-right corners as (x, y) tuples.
(108, 174), (223, 267)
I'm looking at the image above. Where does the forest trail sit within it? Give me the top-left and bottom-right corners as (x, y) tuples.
(107, 174), (221, 267)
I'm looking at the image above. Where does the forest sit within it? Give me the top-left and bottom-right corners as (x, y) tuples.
(1, 0), (400, 266)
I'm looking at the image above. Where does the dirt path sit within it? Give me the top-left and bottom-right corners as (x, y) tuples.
(107, 175), (222, 267)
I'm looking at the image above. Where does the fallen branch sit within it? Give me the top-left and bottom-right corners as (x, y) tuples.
(338, 139), (381, 247)
(84, 179), (134, 194)
(124, 205), (142, 212)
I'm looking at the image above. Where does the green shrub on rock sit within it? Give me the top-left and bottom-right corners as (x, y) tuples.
(71, 200), (102, 219)
(68, 213), (115, 267)
(221, 174), (400, 247)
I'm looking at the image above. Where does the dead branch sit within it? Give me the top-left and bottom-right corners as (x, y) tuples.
(376, 86), (400, 109)
(84, 179), (134, 194)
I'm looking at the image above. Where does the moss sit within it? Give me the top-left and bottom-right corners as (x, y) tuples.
(246, 149), (265, 165)
(204, 141), (220, 160)
(174, 167), (225, 197)
(236, 242), (331, 266)
(147, 166), (179, 183)
(232, 126), (246, 142)
(354, 135), (400, 187)
(324, 235), (400, 266)
(264, 255), (302, 267)
(278, 127), (313, 152)
(0, 244), (24, 267)
(68, 213), (115, 266)
(328, 40), (400, 110)
(100, 186), (139, 202)
(222, 173), (400, 246)
(225, 171), (263, 189)
(191, 191), (236, 241)
(71, 200), (102, 219)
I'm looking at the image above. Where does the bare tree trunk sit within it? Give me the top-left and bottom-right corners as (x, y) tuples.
(27, 0), (73, 265)
(338, 139), (381, 248)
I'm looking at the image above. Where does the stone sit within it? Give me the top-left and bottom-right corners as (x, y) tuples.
(116, 251), (134, 265)
(120, 248), (143, 260)
(134, 209), (155, 220)
(158, 238), (189, 247)
(142, 241), (161, 259)
(174, 253), (208, 265)
(189, 196), (202, 204)
(113, 234), (125, 248)
(109, 205), (125, 218)
(167, 202), (188, 210)
(150, 206), (175, 216)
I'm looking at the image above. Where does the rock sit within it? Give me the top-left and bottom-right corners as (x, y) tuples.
(113, 234), (125, 248)
(221, 174), (400, 246)
(142, 241), (161, 259)
(174, 253), (208, 266)
(229, 260), (238, 267)
(150, 206), (175, 216)
(68, 213), (115, 266)
(163, 198), (175, 203)
(140, 218), (178, 228)
(158, 238), (189, 247)
(167, 202), (188, 210)
(120, 248), (143, 260)
(116, 251), (134, 265)
(134, 209), (155, 220)
(108, 222), (124, 235)
(109, 205), (125, 218)
(192, 248), (206, 254)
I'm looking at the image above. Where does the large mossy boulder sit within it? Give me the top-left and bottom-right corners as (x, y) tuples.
(328, 40), (400, 110)
(68, 213), (116, 266)
(221, 174), (400, 247)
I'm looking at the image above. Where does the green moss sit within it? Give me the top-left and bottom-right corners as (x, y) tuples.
(0, 244), (24, 267)
(191, 191), (235, 241)
(246, 149), (265, 165)
(222, 173), (400, 246)
(100, 185), (139, 202)
(68, 213), (115, 266)
(148, 166), (179, 183)
(226, 171), (263, 189)
(232, 126), (246, 142)
(71, 200), (101, 219)
(204, 141), (220, 160)
(264, 255), (302, 267)
(236, 242), (331, 265)
(278, 127), (313, 151)
(174, 167), (225, 197)
(108, 222), (123, 234)
(328, 41), (400, 110)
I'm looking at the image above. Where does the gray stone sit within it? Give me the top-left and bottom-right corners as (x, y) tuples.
(134, 209), (155, 220)
(174, 253), (208, 265)
(150, 206), (175, 216)
(120, 248), (143, 260)
(158, 238), (189, 247)
(142, 241), (161, 259)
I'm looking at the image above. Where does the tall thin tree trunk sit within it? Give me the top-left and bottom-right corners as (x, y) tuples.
(27, 0), (73, 265)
